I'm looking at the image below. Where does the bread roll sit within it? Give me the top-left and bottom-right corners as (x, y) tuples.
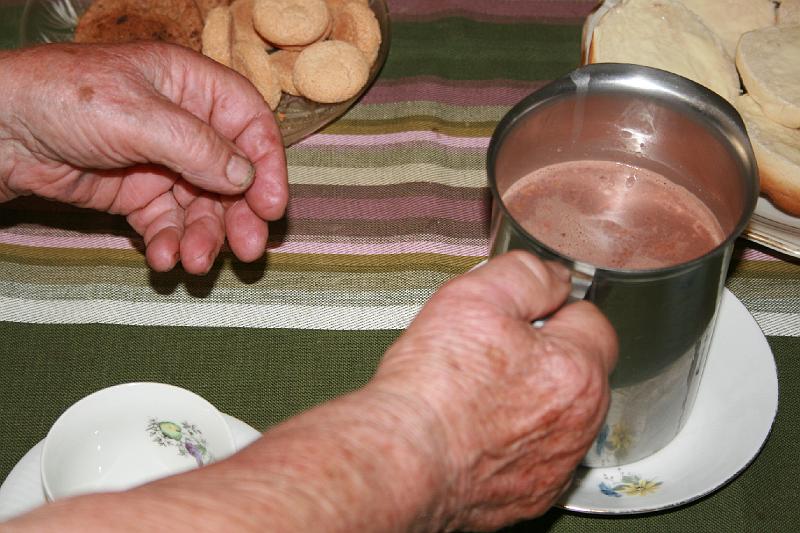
(735, 95), (800, 216)
(588, 0), (740, 102)
(737, 25), (800, 129)
(678, 0), (775, 57)
(778, 0), (800, 25)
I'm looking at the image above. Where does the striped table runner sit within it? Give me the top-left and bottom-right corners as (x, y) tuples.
(1, 1), (799, 530)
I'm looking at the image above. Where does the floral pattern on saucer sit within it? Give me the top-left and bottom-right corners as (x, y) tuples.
(599, 472), (662, 497)
(596, 423), (633, 452)
(146, 419), (213, 466)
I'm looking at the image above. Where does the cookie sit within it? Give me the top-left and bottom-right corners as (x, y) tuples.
(196, 0), (232, 21)
(232, 40), (282, 110)
(253, 0), (331, 47)
(231, 0), (271, 48)
(293, 40), (369, 103)
(201, 6), (232, 67)
(273, 14), (332, 51)
(270, 49), (301, 95)
(330, 1), (380, 65)
(74, 0), (203, 51)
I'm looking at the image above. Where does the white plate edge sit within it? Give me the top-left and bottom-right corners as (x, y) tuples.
(557, 289), (779, 514)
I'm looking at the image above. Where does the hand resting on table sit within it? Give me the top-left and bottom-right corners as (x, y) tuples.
(0, 42), (288, 274)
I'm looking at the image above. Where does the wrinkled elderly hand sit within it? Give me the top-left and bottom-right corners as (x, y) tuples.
(0, 42), (287, 274)
(375, 251), (618, 531)
(0, 252), (618, 532)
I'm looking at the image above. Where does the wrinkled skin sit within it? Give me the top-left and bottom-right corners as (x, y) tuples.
(0, 42), (618, 533)
(375, 252), (618, 531)
(0, 42), (288, 274)
(2, 252), (617, 533)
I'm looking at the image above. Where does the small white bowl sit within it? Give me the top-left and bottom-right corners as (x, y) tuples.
(41, 382), (236, 501)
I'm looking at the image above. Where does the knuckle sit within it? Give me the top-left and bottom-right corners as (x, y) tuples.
(541, 337), (608, 406)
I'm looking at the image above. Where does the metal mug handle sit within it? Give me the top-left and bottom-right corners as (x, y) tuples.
(569, 263), (596, 302)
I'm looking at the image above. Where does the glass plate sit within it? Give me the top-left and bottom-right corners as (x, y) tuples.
(18, 0), (390, 146)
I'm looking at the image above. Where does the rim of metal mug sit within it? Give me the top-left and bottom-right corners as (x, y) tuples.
(486, 63), (759, 279)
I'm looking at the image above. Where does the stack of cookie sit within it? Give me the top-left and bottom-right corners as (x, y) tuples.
(74, 0), (207, 52)
(74, 0), (382, 110)
(204, 0), (381, 109)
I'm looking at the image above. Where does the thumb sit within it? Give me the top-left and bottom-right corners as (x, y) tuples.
(131, 100), (255, 196)
(423, 251), (572, 323)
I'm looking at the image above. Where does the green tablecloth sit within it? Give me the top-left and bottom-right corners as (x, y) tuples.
(1, 1), (799, 530)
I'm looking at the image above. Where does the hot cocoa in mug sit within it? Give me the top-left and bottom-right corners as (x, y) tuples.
(487, 64), (758, 467)
(502, 159), (725, 271)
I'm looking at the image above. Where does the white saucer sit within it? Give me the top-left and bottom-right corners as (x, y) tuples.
(558, 288), (778, 514)
(0, 413), (261, 522)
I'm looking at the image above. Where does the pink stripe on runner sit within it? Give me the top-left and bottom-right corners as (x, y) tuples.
(296, 131), (490, 149)
(361, 78), (546, 106)
(740, 247), (782, 261)
(287, 195), (489, 221)
(0, 232), (488, 257)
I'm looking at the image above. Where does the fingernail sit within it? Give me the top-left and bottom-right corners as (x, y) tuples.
(226, 154), (255, 187)
(546, 261), (571, 282)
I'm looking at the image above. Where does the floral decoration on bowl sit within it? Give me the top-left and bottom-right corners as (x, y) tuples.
(147, 418), (213, 467)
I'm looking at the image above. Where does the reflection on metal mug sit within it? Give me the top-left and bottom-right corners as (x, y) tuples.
(487, 64), (758, 467)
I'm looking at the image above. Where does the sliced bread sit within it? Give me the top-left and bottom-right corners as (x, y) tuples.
(736, 25), (800, 128)
(588, 0), (740, 102)
(778, 0), (800, 25)
(678, 0), (775, 58)
(735, 95), (800, 216)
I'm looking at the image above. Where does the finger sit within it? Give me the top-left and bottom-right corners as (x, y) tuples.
(106, 165), (177, 215)
(48, 165), (176, 216)
(126, 191), (185, 272)
(238, 115), (289, 221)
(146, 227), (183, 272)
(224, 197), (269, 262)
(435, 250), (572, 323)
(159, 47), (288, 221)
(542, 301), (619, 374)
(131, 99), (257, 196)
(172, 178), (202, 209)
(179, 195), (226, 275)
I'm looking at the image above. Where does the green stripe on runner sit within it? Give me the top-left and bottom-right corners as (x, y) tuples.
(0, 4), (22, 50)
(341, 102), (511, 123)
(319, 116), (498, 137)
(0, 242), (147, 266)
(0, 264), (455, 292)
(0, 321), (400, 482)
(728, 257), (800, 279)
(0, 218), (489, 241)
(382, 19), (583, 81)
(287, 144), (486, 169)
(286, 165), (487, 187)
(0, 243), (483, 272)
(0, 282), (438, 306)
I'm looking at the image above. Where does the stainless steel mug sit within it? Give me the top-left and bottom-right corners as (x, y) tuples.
(487, 64), (758, 466)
